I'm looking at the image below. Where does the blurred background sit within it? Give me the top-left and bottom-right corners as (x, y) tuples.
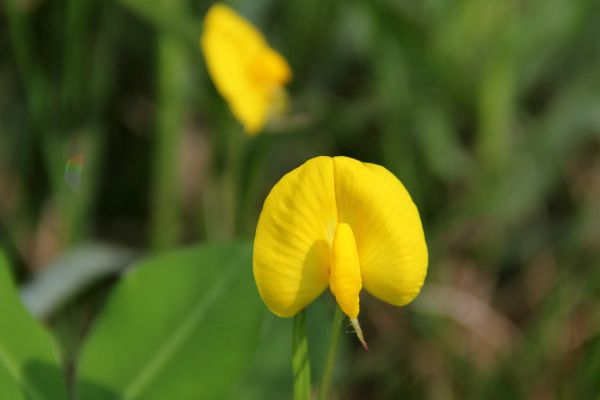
(2, 0), (600, 398)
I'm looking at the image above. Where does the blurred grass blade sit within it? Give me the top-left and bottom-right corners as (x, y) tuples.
(5, 0), (62, 193)
(150, 0), (191, 250)
(76, 242), (263, 399)
(20, 244), (137, 319)
(413, 284), (521, 352)
(4, 0), (49, 107)
(292, 311), (312, 400)
(113, 0), (200, 46)
(0, 250), (68, 400)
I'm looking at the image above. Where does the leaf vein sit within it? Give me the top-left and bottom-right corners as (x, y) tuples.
(122, 257), (240, 399)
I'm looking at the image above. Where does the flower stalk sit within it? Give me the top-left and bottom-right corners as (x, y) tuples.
(150, 0), (189, 250)
(292, 310), (312, 400)
(317, 306), (344, 400)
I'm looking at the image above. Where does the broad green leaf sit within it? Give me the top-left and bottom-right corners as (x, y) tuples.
(76, 242), (263, 400)
(0, 250), (68, 400)
(234, 314), (292, 400)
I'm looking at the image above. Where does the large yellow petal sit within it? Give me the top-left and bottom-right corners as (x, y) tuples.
(332, 157), (428, 306)
(253, 157), (337, 317)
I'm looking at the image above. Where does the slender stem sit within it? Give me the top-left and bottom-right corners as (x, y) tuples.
(150, 0), (189, 250)
(292, 310), (312, 400)
(317, 306), (344, 400)
(202, 123), (242, 241)
(114, 0), (200, 46)
(233, 135), (270, 236)
(62, 0), (102, 245)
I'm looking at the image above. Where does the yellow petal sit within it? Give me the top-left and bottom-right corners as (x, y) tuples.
(252, 47), (292, 85)
(332, 156), (428, 306)
(253, 156), (428, 319)
(253, 157), (337, 317)
(201, 4), (291, 134)
(330, 223), (361, 319)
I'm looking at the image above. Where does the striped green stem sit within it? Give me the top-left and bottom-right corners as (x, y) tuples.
(317, 306), (344, 400)
(292, 310), (312, 400)
(150, 0), (189, 250)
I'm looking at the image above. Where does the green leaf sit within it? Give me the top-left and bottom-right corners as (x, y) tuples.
(0, 250), (68, 400)
(76, 242), (264, 400)
(233, 314), (292, 400)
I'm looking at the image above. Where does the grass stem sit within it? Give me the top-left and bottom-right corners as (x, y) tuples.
(150, 0), (190, 250)
(317, 306), (344, 400)
(292, 310), (312, 400)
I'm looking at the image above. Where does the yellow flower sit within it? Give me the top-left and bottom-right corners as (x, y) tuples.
(253, 156), (428, 347)
(201, 4), (292, 134)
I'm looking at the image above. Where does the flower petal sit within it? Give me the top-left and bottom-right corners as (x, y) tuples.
(253, 157), (337, 317)
(253, 47), (292, 85)
(330, 223), (361, 319)
(201, 4), (267, 133)
(201, 4), (291, 134)
(332, 157), (428, 306)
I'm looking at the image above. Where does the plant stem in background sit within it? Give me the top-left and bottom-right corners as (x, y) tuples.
(234, 135), (271, 236)
(150, 0), (190, 250)
(61, 1), (108, 245)
(203, 123), (243, 241)
(317, 306), (344, 400)
(477, 57), (515, 172)
(114, 0), (199, 46)
(292, 310), (312, 400)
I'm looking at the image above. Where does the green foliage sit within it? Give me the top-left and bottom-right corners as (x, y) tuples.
(0, 251), (68, 400)
(233, 314), (292, 400)
(76, 242), (263, 399)
(0, 243), (266, 399)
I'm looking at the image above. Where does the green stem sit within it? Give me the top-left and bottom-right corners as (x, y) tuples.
(292, 310), (312, 400)
(202, 122), (242, 241)
(317, 306), (344, 400)
(58, 3), (121, 246)
(150, 0), (189, 250)
(114, 0), (200, 46)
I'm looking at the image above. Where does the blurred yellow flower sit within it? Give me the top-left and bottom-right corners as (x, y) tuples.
(253, 156), (428, 347)
(201, 4), (292, 134)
